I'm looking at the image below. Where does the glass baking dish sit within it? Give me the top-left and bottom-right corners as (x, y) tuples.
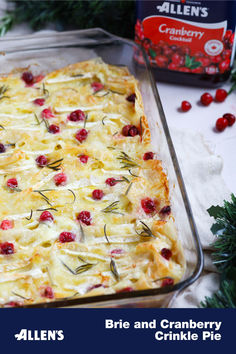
(0, 28), (203, 308)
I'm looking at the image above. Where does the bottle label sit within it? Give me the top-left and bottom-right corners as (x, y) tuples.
(135, 0), (235, 75)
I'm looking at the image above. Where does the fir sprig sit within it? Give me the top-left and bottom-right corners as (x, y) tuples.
(207, 194), (236, 273)
(201, 194), (236, 308)
(0, 1), (135, 38)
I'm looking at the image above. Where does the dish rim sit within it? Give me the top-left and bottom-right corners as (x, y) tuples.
(0, 28), (204, 308)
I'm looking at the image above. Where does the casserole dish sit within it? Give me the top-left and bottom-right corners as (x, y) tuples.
(0, 28), (203, 308)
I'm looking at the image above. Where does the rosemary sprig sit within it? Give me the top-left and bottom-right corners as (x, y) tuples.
(11, 291), (30, 300)
(71, 74), (84, 78)
(67, 189), (76, 204)
(125, 182), (133, 196)
(33, 113), (43, 125)
(25, 209), (33, 221)
(0, 85), (9, 101)
(46, 158), (63, 171)
(139, 116), (143, 140)
(93, 90), (110, 97)
(129, 169), (139, 177)
(104, 224), (110, 244)
(61, 260), (76, 275)
(36, 207), (58, 212)
(117, 152), (139, 169)
(102, 116), (107, 125)
(42, 116), (50, 132)
(61, 259), (94, 275)
(42, 83), (49, 98)
(33, 189), (54, 207)
(135, 221), (155, 238)
(101, 201), (123, 215)
(83, 113), (88, 129)
(74, 262), (94, 274)
(110, 258), (119, 281)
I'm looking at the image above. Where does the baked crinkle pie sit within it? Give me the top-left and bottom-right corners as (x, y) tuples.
(0, 59), (185, 307)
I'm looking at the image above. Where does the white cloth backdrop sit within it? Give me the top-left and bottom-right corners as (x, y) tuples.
(0, 0), (233, 307)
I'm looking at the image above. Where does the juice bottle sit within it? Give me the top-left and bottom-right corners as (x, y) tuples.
(135, 0), (236, 87)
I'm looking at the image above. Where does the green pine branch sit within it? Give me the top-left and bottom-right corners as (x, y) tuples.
(201, 194), (236, 308)
(0, 0), (135, 38)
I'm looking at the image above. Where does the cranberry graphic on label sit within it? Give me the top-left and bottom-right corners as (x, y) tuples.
(134, 2), (235, 85)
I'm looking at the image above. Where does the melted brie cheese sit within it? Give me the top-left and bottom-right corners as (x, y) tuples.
(0, 59), (185, 307)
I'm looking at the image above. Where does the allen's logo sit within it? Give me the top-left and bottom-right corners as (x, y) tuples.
(14, 329), (64, 341)
(157, 1), (208, 18)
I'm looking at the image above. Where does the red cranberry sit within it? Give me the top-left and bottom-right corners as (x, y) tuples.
(161, 248), (172, 260)
(180, 46), (190, 55)
(54, 172), (67, 186)
(122, 125), (139, 137)
(163, 47), (173, 58)
(88, 284), (104, 291)
(160, 205), (171, 215)
(129, 126), (139, 137)
(155, 55), (168, 68)
(68, 109), (85, 122)
(0, 143), (6, 153)
(48, 124), (60, 134)
(168, 62), (178, 71)
(91, 82), (104, 92)
(116, 287), (133, 293)
(7, 178), (18, 189)
(6, 301), (22, 307)
(59, 231), (76, 243)
(171, 53), (184, 66)
(196, 57), (211, 67)
(122, 125), (132, 136)
(21, 71), (34, 85)
(79, 154), (89, 163)
(34, 98), (45, 106)
(223, 113), (236, 127)
(219, 59), (230, 73)
(224, 30), (232, 40)
(210, 55), (222, 64)
(75, 129), (88, 143)
(143, 152), (154, 160)
(126, 93), (136, 103)
(105, 177), (117, 187)
(222, 49), (231, 60)
(92, 189), (104, 200)
(0, 220), (14, 230)
(200, 92), (213, 106)
(141, 198), (156, 214)
(39, 211), (54, 222)
(36, 155), (48, 167)
(215, 89), (227, 102)
(111, 249), (124, 256)
(42, 286), (54, 299)
(0, 242), (14, 255)
(205, 65), (218, 75)
(215, 117), (228, 132)
(161, 278), (174, 287)
(181, 101), (192, 112)
(41, 108), (54, 119)
(77, 211), (91, 226)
